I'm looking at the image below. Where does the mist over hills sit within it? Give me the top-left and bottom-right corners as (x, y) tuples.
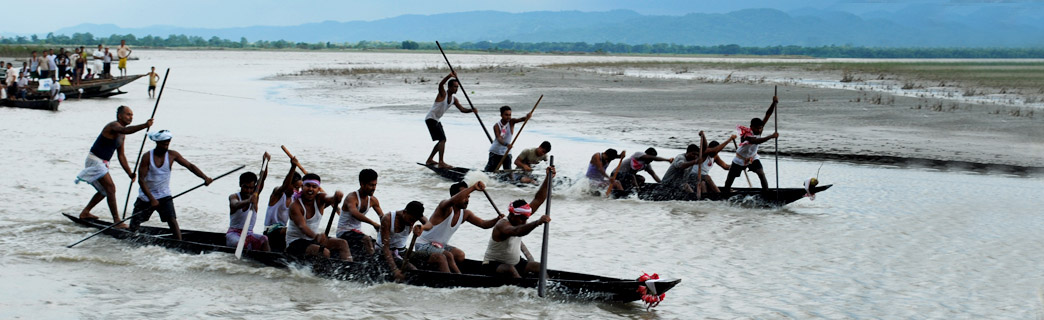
(38, 7), (1044, 48)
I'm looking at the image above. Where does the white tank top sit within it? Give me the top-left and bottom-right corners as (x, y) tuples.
(733, 134), (761, 165)
(417, 207), (465, 246)
(138, 149), (171, 200)
(228, 192), (258, 231)
(482, 222), (522, 265)
(336, 191), (370, 235)
(693, 157), (714, 176)
(488, 120), (513, 155)
(424, 95), (454, 121)
(286, 198), (322, 244)
(376, 211), (412, 249)
(264, 193), (291, 227)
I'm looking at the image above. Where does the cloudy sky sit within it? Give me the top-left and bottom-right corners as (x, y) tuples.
(3, 0), (1034, 34)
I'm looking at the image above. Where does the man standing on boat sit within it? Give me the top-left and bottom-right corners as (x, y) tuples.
(117, 40), (132, 77)
(286, 173), (351, 261)
(128, 130), (213, 241)
(147, 67), (160, 98)
(226, 162), (271, 251)
(76, 106), (153, 228)
(414, 181), (503, 273)
(92, 45), (104, 80)
(102, 47), (113, 79)
(723, 95), (779, 194)
(481, 166), (554, 278)
(336, 169), (385, 259)
(263, 157), (302, 252)
(512, 141), (551, 184)
(484, 105), (531, 173)
(424, 71), (474, 169)
(378, 201), (431, 281)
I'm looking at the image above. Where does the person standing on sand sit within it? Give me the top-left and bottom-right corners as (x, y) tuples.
(76, 106), (153, 228)
(147, 67), (160, 98)
(723, 95), (779, 194)
(424, 71), (474, 169)
(128, 130), (213, 241)
(117, 40), (132, 77)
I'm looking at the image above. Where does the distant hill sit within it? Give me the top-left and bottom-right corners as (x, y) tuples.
(45, 8), (1044, 48)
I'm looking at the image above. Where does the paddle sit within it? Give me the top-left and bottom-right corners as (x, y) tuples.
(121, 68), (170, 219)
(67, 164), (245, 248)
(538, 156), (553, 297)
(399, 230), (419, 272)
(435, 41), (493, 143)
(774, 86), (780, 203)
(604, 150), (627, 198)
(235, 155), (269, 259)
(492, 95), (543, 173)
(731, 140), (754, 187)
(696, 133), (707, 200)
(281, 145), (325, 192)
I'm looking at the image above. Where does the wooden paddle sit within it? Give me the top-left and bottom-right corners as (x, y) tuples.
(604, 150), (627, 198)
(696, 133), (707, 200)
(731, 140), (754, 187)
(399, 230), (419, 272)
(281, 145), (325, 192)
(236, 155), (269, 259)
(493, 95), (543, 172)
(538, 156), (553, 297)
(68, 165), (245, 248)
(121, 68), (170, 219)
(436, 41), (493, 143)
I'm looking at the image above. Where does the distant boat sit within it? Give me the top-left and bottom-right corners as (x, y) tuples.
(1, 97), (60, 111)
(30, 74), (145, 99)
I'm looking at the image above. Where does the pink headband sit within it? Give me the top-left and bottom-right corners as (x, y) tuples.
(303, 179), (320, 187)
(508, 203), (533, 217)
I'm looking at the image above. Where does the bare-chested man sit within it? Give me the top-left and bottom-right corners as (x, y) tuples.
(76, 106), (153, 227)
(413, 181), (503, 273)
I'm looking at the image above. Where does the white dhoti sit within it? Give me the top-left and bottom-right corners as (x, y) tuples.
(75, 153), (110, 195)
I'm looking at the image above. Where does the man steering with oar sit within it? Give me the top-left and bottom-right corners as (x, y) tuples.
(481, 166), (554, 278)
(127, 130), (213, 240)
(76, 105), (153, 228)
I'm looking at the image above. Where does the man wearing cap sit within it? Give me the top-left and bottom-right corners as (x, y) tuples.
(76, 106), (153, 228)
(128, 129), (213, 240)
(481, 166), (554, 278)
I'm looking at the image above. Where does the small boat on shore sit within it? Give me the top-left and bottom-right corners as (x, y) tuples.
(612, 183), (832, 206)
(1, 98), (60, 111)
(63, 213), (681, 302)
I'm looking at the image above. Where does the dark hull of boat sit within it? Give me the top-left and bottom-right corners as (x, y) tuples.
(58, 74), (144, 98)
(418, 162), (470, 181)
(612, 183), (832, 206)
(63, 213), (679, 302)
(1, 98), (59, 111)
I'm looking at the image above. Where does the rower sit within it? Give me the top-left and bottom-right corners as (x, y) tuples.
(512, 141), (551, 184)
(286, 173), (350, 260)
(484, 105), (531, 172)
(723, 95), (779, 194)
(377, 201), (430, 281)
(611, 147), (672, 192)
(263, 157), (302, 252)
(481, 166), (554, 278)
(587, 148), (622, 191)
(128, 130), (213, 240)
(424, 71), (474, 169)
(226, 161), (271, 251)
(660, 142), (702, 194)
(75, 106), (153, 228)
(690, 134), (737, 194)
(336, 169), (384, 259)
(414, 181), (503, 273)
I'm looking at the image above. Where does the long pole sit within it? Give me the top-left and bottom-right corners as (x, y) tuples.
(493, 95), (543, 172)
(436, 41), (493, 143)
(538, 156), (553, 297)
(68, 164), (244, 248)
(774, 86), (780, 203)
(604, 151), (627, 198)
(399, 232), (419, 271)
(121, 68), (170, 219)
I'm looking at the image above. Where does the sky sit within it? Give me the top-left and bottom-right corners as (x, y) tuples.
(1, 0), (1034, 34)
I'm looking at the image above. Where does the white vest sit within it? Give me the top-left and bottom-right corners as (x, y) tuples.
(137, 149), (172, 200)
(483, 222), (522, 265)
(229, 192), (258, 231)
(417, 208), (465, 246)
(489, 120), (513, 155)
(264, 193), (291, 227)
(377, 211), (412, 249)
(336, 191), (370, 235)
(424, 95), (455, 121)
(286, 198), (322, 244)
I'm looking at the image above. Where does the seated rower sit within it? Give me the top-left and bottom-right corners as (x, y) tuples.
(482, 166), (554, 278)
(378, 201), (431, 281)
(512, 141), (551, 184)
(414, 181), (503, 273)
(263, 157), (302, 252)
(286, 173), (351, 261)
(226, 161), (271, 252)
(337, 169), (384, 259)
(723, 95), (779, 194)
(612, 147), (672, 192)
(484, 105), (532, 172)
(660, 141), (703, 194)
(689, 134), (737, 194)
(586, 148), (623, 192)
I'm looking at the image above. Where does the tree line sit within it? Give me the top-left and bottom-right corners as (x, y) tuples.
(2, 32), (1042, 58)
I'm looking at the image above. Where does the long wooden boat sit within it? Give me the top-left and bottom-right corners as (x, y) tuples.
(612, 183), (832, 206)
(28, 74), (145, 99)
(1, 98), (59, 111)
(417, 163), (572, 189)
(63, 213), (680, 302)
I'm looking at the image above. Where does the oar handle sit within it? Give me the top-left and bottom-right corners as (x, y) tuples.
(605, 150), (626, 198)
(399, 231), (419, 271)
(481, 189), (504, 217)
(494, 95), (542, 172)
(121, 68), (171, 219)
(281, 145), (309, 174)
(436, 41), (493, 143)
(537, 156), (553, 297)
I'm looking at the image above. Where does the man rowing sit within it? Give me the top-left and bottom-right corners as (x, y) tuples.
(512, 141), (551, 184)
(337, 169), (384, 259)
(689, 134), (737, 194)
(127, 130), (213, 240)
(660, 142), (703, 194)
(414, 181), (503, 273)
(226, 155), (271, 251)
(611, 147), (672, 192)
(484, 105), (532, 172)
(481, 166), (554, 278)
(76, 106), (153, 228)
(263, 156), (302, 252)
(587, 148), (623, 191)
(424, 72), (474, 169)
(286, 173), (351, 260)
(378, 200), (430, 281)
(723, 95), (779, 194)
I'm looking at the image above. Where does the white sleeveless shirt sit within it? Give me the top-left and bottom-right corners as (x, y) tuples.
(733, 134), (761, 165)
(228, 192), (258, 231)
(264, 193), (290, 227)
(138, 149), (172, 200)
(377, 211), (412, 249)
(488, 120), (513, 155)
(286, 198), (322, 244)
(424, 95), (455, 121)
(336, 191), (370, 235)
(417, 208), (465, 246)
(483, 221), (522, 265)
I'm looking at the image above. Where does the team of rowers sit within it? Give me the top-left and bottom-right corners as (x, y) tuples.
(73, 68), (779, 280)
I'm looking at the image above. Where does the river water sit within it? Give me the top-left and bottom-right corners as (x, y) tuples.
(1, 50), (1042, 319)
